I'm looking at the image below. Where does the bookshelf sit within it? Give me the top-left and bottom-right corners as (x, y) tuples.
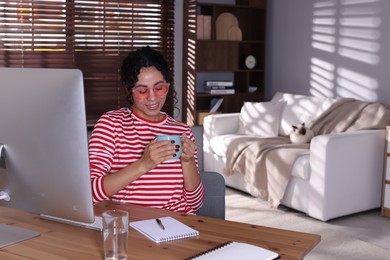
(182, 0), (267, 125)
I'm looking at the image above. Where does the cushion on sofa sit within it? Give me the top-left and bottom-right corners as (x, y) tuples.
(237, 101), (284, 137)
(271, 92), (337, 136)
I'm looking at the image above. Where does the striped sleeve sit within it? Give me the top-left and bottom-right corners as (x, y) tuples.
(185, 181), (205, 212)
(89, 114), (115, 203)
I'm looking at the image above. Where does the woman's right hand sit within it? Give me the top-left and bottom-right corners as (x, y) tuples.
(140, 138), (176, 171)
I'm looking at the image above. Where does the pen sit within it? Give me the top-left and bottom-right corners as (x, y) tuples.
(156, 218), (165, 230)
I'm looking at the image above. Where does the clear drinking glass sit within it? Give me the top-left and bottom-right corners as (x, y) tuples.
(102, 210), (128, 260)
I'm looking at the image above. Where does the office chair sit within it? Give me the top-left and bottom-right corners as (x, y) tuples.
(196, 171), (226, 219)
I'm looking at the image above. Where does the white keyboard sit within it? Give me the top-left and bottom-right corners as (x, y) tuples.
(40, 214), (103, 231)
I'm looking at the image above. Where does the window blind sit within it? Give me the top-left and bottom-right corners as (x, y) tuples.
(0, 0), (175, 125)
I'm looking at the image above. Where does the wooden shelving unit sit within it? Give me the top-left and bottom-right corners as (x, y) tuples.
(382, 126), (390, 217)
(182, 0), (267, 126)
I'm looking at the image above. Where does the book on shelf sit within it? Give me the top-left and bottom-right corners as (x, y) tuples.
(196, 15), (203, 40)
(205, 85), (234, 90)
(197, 15), (211, 40)
(204, 80), (234, 87)
(185, 241), (279, 260)
(206, 89), (235, 94)
(129, 216), (199, 243)
(203, 16), (211, 40)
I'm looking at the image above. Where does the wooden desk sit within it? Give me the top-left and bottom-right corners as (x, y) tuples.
(0, 201), (320, 259)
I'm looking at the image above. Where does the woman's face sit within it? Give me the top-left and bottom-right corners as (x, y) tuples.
(130, 66), (168, 121)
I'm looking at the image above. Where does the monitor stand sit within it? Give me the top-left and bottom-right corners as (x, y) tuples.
(0, 224), (40, 248)
(0, 145), (41, 247)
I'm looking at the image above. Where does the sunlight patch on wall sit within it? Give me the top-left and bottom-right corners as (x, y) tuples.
(338, 2), (381, 65)
(312, 0), (381, 64)
(339, 27), (380, 40)
(310, 58), (335, 97)
(336, 67), (378, 101)
(312, 0), (337, 53)
(311, 0), (381, 101)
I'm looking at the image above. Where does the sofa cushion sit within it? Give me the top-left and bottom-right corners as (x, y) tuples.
(271, 92), (337, 136)
(237, 101), (284, 137)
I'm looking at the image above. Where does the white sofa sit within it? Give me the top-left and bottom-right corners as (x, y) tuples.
(203, 92), (386, 221)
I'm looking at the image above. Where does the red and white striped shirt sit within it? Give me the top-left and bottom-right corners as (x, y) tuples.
(89, 108), (204, 213)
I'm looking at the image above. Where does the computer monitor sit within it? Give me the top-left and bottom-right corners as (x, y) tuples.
(0, 68), (94, 227)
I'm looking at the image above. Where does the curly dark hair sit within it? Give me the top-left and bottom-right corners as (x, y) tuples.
(120, 46), (177, 116)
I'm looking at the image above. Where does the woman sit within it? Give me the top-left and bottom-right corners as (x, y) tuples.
(89, 46), (204, 214)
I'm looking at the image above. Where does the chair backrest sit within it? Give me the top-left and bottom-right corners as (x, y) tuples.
(196, 171), (225, 219)
(191, 125), (204, 171)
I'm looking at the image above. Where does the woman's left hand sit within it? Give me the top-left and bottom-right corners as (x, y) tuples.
(180, 133), (196, 162)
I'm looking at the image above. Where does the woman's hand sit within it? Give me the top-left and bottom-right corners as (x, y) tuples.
(180, 133), (196, 162)
(140, 138), (176, 171)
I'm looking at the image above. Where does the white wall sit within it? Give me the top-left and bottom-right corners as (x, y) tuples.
(265, 0), (390, 103)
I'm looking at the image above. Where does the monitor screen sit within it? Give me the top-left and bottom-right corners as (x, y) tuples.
(0, 67), (94, 224)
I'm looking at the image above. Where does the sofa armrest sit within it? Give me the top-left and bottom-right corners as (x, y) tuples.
(203, 113), (240, 137)
(203, 112), (240, 155)
(203, 113), (240, 172)
(309, 129), (385, 221)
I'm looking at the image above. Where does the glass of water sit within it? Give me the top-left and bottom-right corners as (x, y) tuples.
(102, 209), (128, 260)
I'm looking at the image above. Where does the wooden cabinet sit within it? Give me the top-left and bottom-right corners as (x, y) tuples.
(182, 0), (267, 126)
(382, 126), (390, 217)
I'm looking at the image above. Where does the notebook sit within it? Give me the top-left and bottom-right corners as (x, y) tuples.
(129, 216), (199, 243)
(186, 241), (280, 260)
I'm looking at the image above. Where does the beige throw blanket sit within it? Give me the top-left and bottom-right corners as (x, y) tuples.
(224, 98), (390, 208)
(310, 98), (390, 134)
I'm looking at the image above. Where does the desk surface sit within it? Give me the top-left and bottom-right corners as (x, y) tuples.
(0, 201), (320, 259)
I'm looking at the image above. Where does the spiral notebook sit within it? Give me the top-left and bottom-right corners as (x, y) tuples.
(186, 241), (279, 260)
(129, 216), (199, 243)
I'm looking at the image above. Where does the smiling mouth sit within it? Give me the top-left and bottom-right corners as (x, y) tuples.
(146, 103), (159, 110)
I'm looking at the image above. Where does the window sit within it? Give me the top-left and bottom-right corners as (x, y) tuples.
(0, 0), (175, 125)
